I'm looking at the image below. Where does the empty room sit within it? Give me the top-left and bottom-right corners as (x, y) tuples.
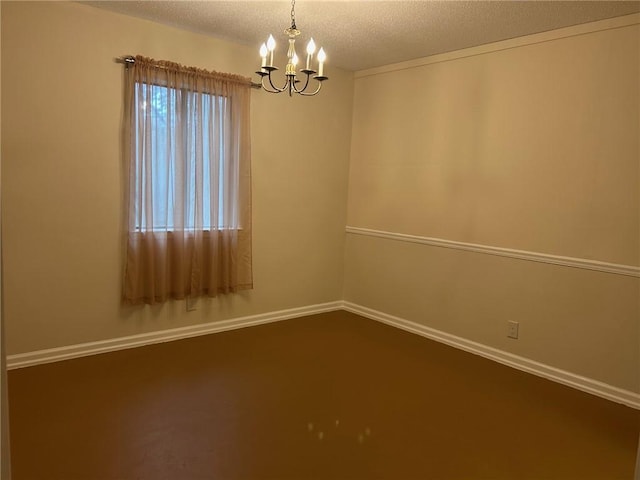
(0, 1), (638, 479)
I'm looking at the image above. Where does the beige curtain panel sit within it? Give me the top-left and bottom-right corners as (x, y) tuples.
(123, 56), (252, 305)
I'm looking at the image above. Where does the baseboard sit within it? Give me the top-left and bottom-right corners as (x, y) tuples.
(6, 301), (343, 370)
(343, 302), (640, 410)
(636, 437), (640, 480)
(8, 300), (639, 410)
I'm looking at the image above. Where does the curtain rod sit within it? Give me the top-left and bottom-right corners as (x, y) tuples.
(115, 56), (261, 89)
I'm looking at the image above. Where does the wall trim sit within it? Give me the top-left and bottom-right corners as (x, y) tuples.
(7, 299), (638, 409)
(343, 302), (640, 410)
(346, 226), (640, 278)
(6, 301), (343, 370)
(355, 13), (640, 78)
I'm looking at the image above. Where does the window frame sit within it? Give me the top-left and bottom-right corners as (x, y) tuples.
(131, 80), (238, 233)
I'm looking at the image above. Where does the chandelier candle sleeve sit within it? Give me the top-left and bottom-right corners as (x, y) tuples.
(317, 48), (326, 77)
(260, 43), (268, 67)
(267, 35), (276, 66)
(306, 38), (316, 70)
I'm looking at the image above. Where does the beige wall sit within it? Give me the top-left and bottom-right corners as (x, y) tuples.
(344, 19), (639, 392)
(1, 1), (353, 354)
(1, 2), (638, 396)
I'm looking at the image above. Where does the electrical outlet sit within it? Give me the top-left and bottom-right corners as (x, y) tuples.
(507, 321), (519, 339)
(186, 297), (198, 311)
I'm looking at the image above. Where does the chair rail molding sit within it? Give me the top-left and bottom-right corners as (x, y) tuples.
(346, 226), (640, 278)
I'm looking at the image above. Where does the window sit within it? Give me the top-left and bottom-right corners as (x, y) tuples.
(123, 56), (253, 305)
(134, 83), (231, 231)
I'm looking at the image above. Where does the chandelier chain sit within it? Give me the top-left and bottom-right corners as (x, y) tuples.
(290, 0), (296, 29)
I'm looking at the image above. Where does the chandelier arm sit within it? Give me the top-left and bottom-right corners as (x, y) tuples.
(264, 71), (290, 93)
(294, 81), (324, 96)
(291, 72), (312, 94)
(260, 81), (283, 94)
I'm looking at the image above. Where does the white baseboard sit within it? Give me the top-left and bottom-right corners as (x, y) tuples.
(6, 301), (343, 370)
(343, 302), (640, 410)
(7, 300), (638, 410)
(636, 437), (640, 480)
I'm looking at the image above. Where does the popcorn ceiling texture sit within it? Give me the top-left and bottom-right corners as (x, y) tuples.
(87, 1), (640, 71)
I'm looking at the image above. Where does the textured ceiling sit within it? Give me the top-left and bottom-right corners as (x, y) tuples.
(86, 1), (640, 72)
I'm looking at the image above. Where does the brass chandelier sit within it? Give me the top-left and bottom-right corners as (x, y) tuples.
(255, 0), (328, 96)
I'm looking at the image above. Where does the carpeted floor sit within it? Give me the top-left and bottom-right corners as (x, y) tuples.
(8, 310), (639, 479)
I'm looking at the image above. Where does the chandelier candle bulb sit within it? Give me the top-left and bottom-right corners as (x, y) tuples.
(267, 35), (276, 66)
(286, 54), (299, 75)
(306, 38), (316, 70)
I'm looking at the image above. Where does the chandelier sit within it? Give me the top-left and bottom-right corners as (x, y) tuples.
(255, 0), (328, 96)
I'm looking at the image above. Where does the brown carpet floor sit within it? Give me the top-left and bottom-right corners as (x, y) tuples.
(7, 311), (640, 479)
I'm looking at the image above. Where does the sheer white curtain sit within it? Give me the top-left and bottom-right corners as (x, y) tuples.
(123, 56), (252, 304)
